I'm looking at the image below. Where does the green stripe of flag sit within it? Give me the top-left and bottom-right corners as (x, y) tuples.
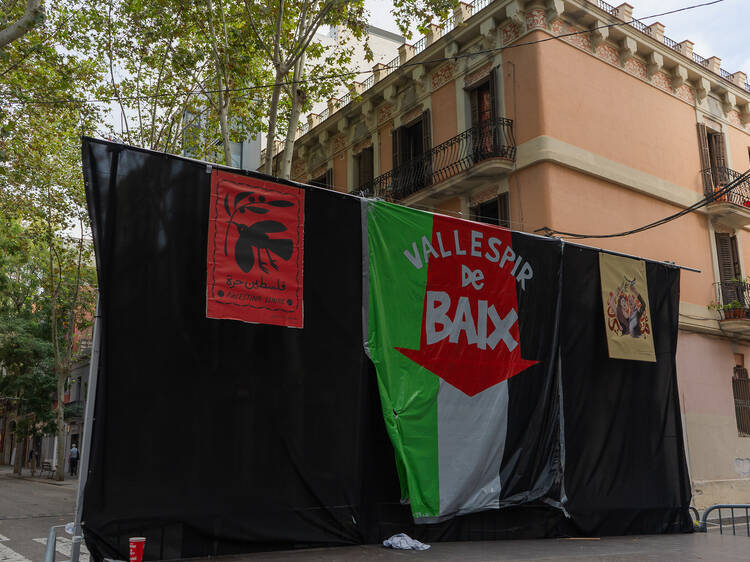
(367, 201), (440, 518)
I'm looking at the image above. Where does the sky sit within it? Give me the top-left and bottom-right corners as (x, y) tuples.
(366, 0), (750, 75)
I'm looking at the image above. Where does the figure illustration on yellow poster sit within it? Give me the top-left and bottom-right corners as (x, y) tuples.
(599, 253), (656, 362)
(608, 278), (650, 339)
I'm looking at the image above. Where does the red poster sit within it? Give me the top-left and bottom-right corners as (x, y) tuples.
(206, 170), (304, 327)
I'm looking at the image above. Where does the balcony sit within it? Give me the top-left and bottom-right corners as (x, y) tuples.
(703, 167), (750, 228)
(713, 281), (750, 336)
(360, 118), (515, 201)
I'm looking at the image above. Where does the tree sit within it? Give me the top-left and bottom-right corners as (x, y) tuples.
(246, 0), (457, 179)
(0, 0), (45, 48)
(1, 3), (100, 480)
(81, 0), (270, 165)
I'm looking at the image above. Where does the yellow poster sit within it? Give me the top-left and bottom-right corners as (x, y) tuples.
(599, 253), (656, 362)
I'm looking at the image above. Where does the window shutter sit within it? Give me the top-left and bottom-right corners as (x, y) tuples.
(421, 109), (432, 153)
(391, 127), (400, 169)
(422, 110), (432, 186)
(470, 89), (479, 128)
(711, 133), (728, 181)
(363, 147), (374, 185)
(697, 124), (712, 193)
(731, 235), (742, 278)
(716, 233), (736, 282)
(488, 68), (497, 121)
(499, 192), (510, 228)
(716, 232), (740, 303)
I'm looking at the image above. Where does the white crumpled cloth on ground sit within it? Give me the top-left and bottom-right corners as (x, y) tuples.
(382, 533), (430, 550)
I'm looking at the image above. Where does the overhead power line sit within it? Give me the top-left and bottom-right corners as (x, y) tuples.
(0, 0), (726, 106)
(534, 169), (750, 240)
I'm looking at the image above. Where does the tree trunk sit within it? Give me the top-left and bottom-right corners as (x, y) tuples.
(206, 0), (233, 166)
(12, 426), (23, 475)
(218, 89), (232, 165)
(279, 53), (306, 180)
(54, 369), (65, 481)
(0, 0), (44, 48)
(263, 70), (285, 176)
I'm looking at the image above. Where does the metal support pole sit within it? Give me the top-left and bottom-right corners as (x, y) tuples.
(71, 294), (103, 562)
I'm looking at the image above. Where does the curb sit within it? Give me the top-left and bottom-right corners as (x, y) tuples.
(2, 473), (78, 487)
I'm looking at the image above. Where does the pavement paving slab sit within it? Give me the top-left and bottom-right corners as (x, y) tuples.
(170, 533), (750, 562)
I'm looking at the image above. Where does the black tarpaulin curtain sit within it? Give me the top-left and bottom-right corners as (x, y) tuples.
(81, 139), (692, 561)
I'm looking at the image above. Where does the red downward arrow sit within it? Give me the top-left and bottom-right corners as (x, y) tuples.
(396, 216), (537, 397)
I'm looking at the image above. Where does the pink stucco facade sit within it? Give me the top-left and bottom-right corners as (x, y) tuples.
(284, 0), (750, 507)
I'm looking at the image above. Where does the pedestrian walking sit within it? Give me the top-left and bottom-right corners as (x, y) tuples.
(69, 444), (79, 476)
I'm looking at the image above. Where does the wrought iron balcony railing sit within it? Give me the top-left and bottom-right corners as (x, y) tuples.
(714, 281), (750, 320)
(359, 117), (515, 200)
(702, 166), (750, 207)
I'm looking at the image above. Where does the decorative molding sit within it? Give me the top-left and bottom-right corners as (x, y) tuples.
(444, 41), (459, 58)
(596, 43), (619, 66)
(589, 20), (609, 51)
(624, 58), (647, 81)
(545, 0), (564, 20)
(555, 19), (590, 51)
(353, 138), (373, 153)
(431, 62), (455, 91)
(501, 20), (522, 46)
(728, 109), (743, 129)
(515, 135), (703, 211)
(676, 84), (696, 106)
(723, 91), (737, 115)
(652, 71), (672, 92)
(332, 133), (346, 154)
(383, 85), (397, 103)
(646, 52), (663, 78)
(377, 103), (393, 125)
(402, 105), (424, 125)
(471, 186), (499, 206)
(291, 158), (306, 179)
(619, 37), (636, 65)
(506, 0), (524, 27)
(696, 77), (711, 102)
(479, 16), (497, 38)
(464, 61), (493, 88)
(672, 65), (688, 90)
(525, 8), (547, 31)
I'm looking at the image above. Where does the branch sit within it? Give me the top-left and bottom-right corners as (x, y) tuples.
(0, 0), (44, 49)
(284, 0), (338, 68)
(273, 0), (284, 66)
(242, 0), (275, 62)
(105, 0), (130, 142)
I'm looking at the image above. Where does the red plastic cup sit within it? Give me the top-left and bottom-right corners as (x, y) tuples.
(129, 537), (146, 562)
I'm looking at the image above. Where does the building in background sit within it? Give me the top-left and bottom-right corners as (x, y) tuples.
(275, 0), (750, 508)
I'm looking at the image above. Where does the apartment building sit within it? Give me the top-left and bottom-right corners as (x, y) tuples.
(268, 0), (750, 508)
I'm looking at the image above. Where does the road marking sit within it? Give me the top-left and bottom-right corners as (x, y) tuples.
(33, 537), (90, 562)
(0, 542), (31, 562)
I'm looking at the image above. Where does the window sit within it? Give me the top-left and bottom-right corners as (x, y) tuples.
(468, 70), (497, 127)
(715, 232), (743, 306)
(471, 193), (510, 228)
(698, 123), (728, 191)
(392, 110), (432, 194)
(310, 168), (333, 189)
(733, 355), (750, 436)
(355, 147), (374, 191)
(468, 69), (499, 157)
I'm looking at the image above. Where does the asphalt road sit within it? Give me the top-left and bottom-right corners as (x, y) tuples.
(0, 465), (89, 561)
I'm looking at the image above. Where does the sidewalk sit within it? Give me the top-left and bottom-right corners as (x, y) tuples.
(0, 463), (79, 488)
(174, 533), (750, 561)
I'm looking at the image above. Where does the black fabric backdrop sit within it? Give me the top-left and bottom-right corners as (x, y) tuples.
(81, 139), (692, 561)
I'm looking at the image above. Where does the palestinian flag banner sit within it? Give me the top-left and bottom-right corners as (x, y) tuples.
(364, 201), (563, 523)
